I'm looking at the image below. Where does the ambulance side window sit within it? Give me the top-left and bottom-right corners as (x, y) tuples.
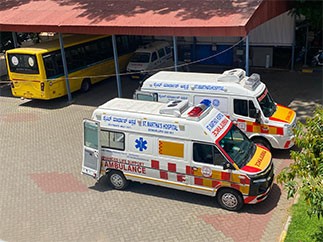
(100, 130), (125, 150)
(234, 99), (256, 118)
(234, 99), (248, 116)
(158, 48), (165, 58)
(193, 143), (226, 166)
(151, 52), (158, 62)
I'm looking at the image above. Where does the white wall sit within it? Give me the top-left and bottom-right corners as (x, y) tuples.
(249, 11), (294, 46)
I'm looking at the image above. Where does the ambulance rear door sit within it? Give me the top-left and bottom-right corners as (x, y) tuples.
(82, 119), (101, 179)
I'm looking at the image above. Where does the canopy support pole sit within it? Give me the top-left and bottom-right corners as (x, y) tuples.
(245, 35), (250, 76)
(12, 32), (18, 48)
(173, 36), (178, 71)
(112, 35), (122, 97)
(59, 33), (72, 103)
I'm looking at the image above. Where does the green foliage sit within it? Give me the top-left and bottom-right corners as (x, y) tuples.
(277, 105), (323, 218)
(290, 0), (323, 31)
(285, 194), (323, 242)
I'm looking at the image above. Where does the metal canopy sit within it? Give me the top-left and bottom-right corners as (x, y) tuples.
(0, 0), (290, 37)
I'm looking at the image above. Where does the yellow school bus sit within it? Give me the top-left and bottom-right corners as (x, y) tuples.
(6, 34), (141, 100)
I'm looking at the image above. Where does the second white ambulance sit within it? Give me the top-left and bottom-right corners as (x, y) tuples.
(82, 98), (274, 211)
(134, 69), (297, 150)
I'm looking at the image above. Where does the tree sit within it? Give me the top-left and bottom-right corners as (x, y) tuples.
(277, 105), (323, 218)
(291, 0), (323, 31)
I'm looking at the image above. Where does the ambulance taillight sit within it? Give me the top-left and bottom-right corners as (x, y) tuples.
(188, 99), (211, 117)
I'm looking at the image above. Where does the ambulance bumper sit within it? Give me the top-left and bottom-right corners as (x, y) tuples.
(244, 162), (274, 204)
(244, 178), (274, 205)
(268, 135), (295, 149)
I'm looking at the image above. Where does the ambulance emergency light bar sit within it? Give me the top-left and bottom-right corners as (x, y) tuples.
(187, 99), (212, 120)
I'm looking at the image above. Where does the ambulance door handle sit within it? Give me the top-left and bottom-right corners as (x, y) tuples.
(192, 166), (198, 171)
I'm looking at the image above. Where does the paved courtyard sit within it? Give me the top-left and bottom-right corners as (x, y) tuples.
(0, 69), (322, 242)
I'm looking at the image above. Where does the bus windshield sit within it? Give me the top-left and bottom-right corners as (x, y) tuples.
(219, 125), (256, 169)
(257, 88), (276, 117)
(7, 54), (39, 74)
(130, 52), (150, 63)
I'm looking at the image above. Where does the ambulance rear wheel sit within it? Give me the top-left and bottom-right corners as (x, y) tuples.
(107, 170), (129, 190)
(252, 137), (271, 151)
(217, 188), (243, 211)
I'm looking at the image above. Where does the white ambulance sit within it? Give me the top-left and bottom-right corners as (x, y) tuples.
(134, 69), (296, 150)
(126, 41), (173, 80)
(82, 98), (274, 211)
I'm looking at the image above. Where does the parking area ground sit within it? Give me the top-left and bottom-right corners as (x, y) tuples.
(0, 68), (322, 242)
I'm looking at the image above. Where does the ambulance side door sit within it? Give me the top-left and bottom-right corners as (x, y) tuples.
(189, 142), (228, 196)
(82, 119), (101, 179)
(231, 98), (258, 134)
(156, 138), (190, 191)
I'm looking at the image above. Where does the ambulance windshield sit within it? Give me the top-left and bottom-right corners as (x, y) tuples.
(257, 88), (276, 117)
(219, 125), (256, 168)
(130, 52), (150, 63)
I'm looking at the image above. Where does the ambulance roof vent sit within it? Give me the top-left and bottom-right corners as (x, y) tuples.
(244, 73), (261, 91)
(218, 68), (246, 83)
(159, 100), (189, 117)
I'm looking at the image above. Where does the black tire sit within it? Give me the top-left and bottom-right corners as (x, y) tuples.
(252, 137), (271, 151)
(81, 79), (91, 92)
(217, 188), (243, 211)
(107, 170), (129, 190)
(311, 58), (318, 67)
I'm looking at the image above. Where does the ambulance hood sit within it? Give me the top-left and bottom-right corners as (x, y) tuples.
(239, 146), (272, 174)
(269, 104), (296, 125)
(127, 62), (150, 71)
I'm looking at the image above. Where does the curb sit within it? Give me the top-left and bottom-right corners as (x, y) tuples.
(301, 67), (323, 73)
(279, 194), (300, 242)
(279, 216), (292, 242)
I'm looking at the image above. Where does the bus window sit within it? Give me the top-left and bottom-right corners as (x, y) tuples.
(43, 51), (64, 79)
(98, 37), (113, 60)
(8, 54), (39, 74)
(66, 46), (86, 70)
(43, 55), (56, 78)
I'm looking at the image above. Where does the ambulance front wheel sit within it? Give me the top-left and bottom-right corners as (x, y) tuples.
(217, 188), (243, 211)
(107, 170), (129, 190)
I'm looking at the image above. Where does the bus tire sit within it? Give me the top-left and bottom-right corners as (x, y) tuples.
(81, 79), (91, 92)
(107, 170), (129, 190)
(217, 188), (243, 211)
(252, 137), (271, 151)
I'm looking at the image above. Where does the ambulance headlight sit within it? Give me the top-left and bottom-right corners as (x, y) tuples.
(284, 124), (293, 136)
(253, 178), (267, 184)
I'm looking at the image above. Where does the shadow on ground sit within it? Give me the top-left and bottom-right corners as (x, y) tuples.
(90, 174), (281, 214)
(6, 76), (140, 109)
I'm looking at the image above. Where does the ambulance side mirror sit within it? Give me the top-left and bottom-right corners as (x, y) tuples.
(223, 162), (233, 170)
(250, 109), (261, 123)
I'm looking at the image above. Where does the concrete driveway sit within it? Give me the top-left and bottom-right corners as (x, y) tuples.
(0, 69), (322, 242)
